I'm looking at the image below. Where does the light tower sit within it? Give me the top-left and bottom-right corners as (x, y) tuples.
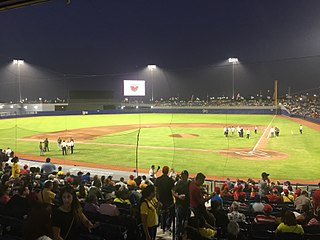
(13, 59), (24, 103)
(147, 64), (157, 102)
(228, 58), (238, 99)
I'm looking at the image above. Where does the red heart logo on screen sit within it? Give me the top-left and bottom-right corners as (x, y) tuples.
(131, 85), (138, 92)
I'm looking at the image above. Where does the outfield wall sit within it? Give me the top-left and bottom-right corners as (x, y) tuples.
(1, 106), (279, 118)
(1, 106), (319, 124)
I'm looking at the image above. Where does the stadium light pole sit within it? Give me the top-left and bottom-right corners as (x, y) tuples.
(13, 59), (24, 103)
(147, 64), (157, 102)
(228, 58), (238, 100)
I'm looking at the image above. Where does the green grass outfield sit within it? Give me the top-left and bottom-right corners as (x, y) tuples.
(0, 114), (319, 181)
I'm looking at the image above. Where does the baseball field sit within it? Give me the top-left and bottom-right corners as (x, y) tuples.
(0, 113), (319, 182)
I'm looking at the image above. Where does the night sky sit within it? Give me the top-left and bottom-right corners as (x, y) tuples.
(1, 0), (320, 102)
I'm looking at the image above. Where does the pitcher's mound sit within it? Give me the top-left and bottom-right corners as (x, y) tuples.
(169, 134), (199, 138)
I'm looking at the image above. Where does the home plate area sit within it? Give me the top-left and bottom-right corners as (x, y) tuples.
(219, 149), (288, 160)
(235, 150), (271, 158)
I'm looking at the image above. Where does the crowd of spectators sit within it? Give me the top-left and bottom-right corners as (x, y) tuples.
(0, 154), (320, 239)
(280, 96), (320, 119)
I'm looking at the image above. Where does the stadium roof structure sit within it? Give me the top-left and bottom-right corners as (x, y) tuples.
(0, 0), (70, 11)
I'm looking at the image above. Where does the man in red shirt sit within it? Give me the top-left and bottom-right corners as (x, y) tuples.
(189, 173), (216, 227)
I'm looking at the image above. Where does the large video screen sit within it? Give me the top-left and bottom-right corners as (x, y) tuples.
(123, 80), (145, 96)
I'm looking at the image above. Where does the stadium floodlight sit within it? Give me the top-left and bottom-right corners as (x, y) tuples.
(147, 64), (157, 102)
(228, 57), (238, 100)
(147, 65), (156, 71)
(13, 59), (24, 103)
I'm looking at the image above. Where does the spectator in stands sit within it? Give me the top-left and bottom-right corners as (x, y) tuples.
(6, 147), (12, 157)
(283, 181), (293, 192)
(0, 149), (9, 171)
(6, 185), (31, 218)
(307, 209), (320, 225)
(169, 168), (177, 179)
(211, 200), (229, 231)
(155, 166), (175, 233)
(76, 181), (88, 201)
(20, 164), (29, 175)
(127, 174), (137, 187)
(88, 186), (103, 201)
(274, 181), (283, 193)
(312, 187), (320, 211)
(294, 188), (302, 199)
(228, 201), (246, 223)
(282, 189), (294, 203)
(250, 185), (259, 199)
(233, 184), (244, 201)
(294, 190), (311, 211)
(141, 175), (151, 185)
(0, 169), (12, 188)
(128, 184), (142, 207)
(211, 186), (223, 205)
(296, 204), (315, 224)
(276, 210), (304, 235)
(189, 172), (216, 227)
(41, 158), (56, 176)
(134, 175), (142, 186)
(221, 186), (233, 199)
(92, 175), (102, 188)
(84, 194), (100, 214)
(149, 165), (160, 183)
(57, 166), (64, 176)
(258, 172), (270, 199)
(37, 180), (56, 205)
(114, 189), (131, 205)
(227, 221), (242, 240)
(267, 188), (282, 203)
(139, 180), (149, 189)
(254, 204), (276, 223)
(251, 195), (265, 213)
(225, 178), (234, 190)
(11, 156), (20, 179)
(172, 170), (190, 240)
(99, 192), (120, 216)
(115, 176), (128, 191)
(0, 185), (11, 204)
(83, 195), (100, 213)
(23, 202), (53, 240)
(52, 186), (94, 240)
(81, 172), (91, 182)
(4, 163), (12, 175)
(140, 184), (159, 240)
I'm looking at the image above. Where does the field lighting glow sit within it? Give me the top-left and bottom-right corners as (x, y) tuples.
(147, 65), (156, 71)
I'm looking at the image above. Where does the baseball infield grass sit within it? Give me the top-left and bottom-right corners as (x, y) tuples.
(0, 114), (319, 181)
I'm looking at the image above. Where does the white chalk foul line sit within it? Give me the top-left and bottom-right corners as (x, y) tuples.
(252, 115), (277, 152)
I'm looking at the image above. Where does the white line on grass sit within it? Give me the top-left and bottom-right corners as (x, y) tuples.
(252, 115), (277, 152)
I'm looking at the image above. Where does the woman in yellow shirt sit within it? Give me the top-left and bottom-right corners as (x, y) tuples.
(140, 185), (159, 240)
(11, 157), (20, 179)
(276, 210), (304, 235)
(282, 189), (294, 203)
